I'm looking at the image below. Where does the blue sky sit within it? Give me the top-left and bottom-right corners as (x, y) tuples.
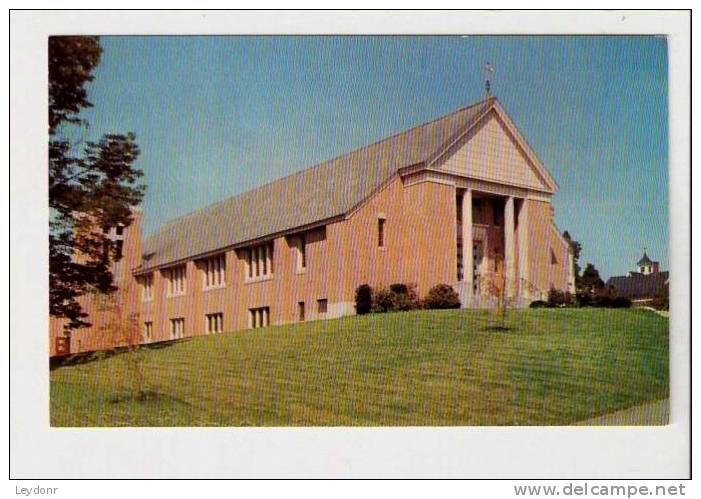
(81, 35), (668, 280)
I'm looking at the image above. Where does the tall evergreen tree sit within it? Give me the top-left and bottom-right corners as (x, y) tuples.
(580, 263), (605, 294)
(49, 36), (145, 329)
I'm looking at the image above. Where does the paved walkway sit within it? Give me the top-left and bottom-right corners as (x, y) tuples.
(575, 399), (669, 426)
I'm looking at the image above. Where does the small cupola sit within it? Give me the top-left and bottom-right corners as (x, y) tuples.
(637, 248), (653, 275)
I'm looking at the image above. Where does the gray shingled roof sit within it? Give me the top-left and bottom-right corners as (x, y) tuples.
(606, 271), (669, 300)
(138, 98), (494, 272)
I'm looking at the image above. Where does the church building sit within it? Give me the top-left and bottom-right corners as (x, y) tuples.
(606, 249), (669, 305)
(50, 97), (574, 356)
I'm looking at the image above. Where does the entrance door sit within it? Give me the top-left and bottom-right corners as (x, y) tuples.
(473, 240), (484, 294)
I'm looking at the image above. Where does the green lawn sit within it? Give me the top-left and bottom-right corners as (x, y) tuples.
(50, 308), (669, 426)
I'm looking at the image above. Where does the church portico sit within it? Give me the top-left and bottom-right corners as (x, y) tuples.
(455, 186), (532, 308)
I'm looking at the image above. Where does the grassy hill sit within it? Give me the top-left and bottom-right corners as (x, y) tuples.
(50, 308), (669, 426)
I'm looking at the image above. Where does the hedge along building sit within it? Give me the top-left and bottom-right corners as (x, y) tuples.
(50, 97), (574, 355)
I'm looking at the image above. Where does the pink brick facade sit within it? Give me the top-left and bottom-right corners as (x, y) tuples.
(50, 99), (573, 356)
(49, 211), (144, 356)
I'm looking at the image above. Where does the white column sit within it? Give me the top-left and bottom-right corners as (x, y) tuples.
(504, 196), (515, 300)
(461, 189), (474, 300)
(517, 198), (530, 302)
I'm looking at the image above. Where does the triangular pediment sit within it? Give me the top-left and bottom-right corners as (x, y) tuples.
(433, 105), (556, 193)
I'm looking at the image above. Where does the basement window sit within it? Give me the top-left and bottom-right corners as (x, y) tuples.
(169, 318), (185, 340)
(249, 307), (270, 329)
(206, 312), (224, 334)
(143, 321), (153, 342)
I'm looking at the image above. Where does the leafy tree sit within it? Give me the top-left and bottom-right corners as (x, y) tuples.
(98, 294), (148, 400)
(49, 36), (144, 330)
(579, 263), (605, 294)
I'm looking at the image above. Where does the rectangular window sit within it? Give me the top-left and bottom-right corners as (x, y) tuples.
(206, 312), (224, 334)
(493, 199), (504, 227)
(296, 234), (307, 271)
(165, 265), (186, 296)
(456, 194), (463, 223)
(202, 254), (226, 289)
(170, 318), (185, 340)
(143, 321), (153, 342)
(472, 199), (483, 224)
(113, 239), (124, 260)
(317, 299), (328, 315)
(246, 242), (274, 280)
(378, 218), (386, 247)
(141, 273), (154, 301)
(249, 307), (270, 329)
(298, 301), (305, 321)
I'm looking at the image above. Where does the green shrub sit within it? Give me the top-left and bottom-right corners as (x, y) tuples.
(371, 283), (420, 313)
(372, 288), (394, 313)
(591, 287), (614, 307)
(650, 296), (668, 311)
(355, 284), (373, 315)
(576, 292), (591, 307)
(610, 296), (632, 308)
(423, 284), (461, 309)
(573, 287), (631, 308)
(547, 288), (575, 307)
(547, 288), (565, 307)
(651, 286), (669, 311)
(391, 283), (420, 311)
